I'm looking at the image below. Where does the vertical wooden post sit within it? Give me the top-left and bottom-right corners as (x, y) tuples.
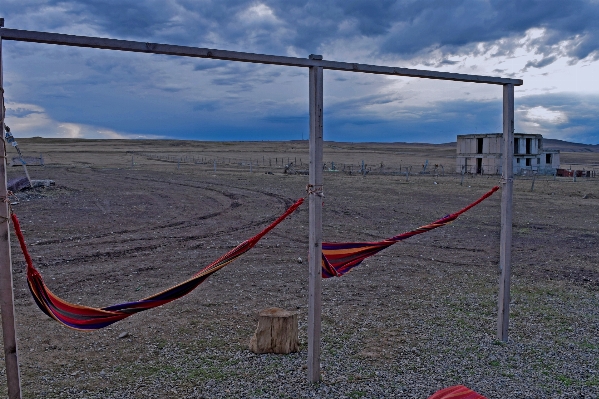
(307, 55), (323, 383)
(0, 32), (24, 399)
(498, 83), (514, 342)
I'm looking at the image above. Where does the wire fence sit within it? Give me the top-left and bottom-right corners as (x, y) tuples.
(132, 151), (599, 181)
(131, 151), (462, 177)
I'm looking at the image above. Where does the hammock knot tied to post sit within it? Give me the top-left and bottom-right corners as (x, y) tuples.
(499, 175), (513, 185)
(306, 184), (324, 197)
(0, 191), (17, 217)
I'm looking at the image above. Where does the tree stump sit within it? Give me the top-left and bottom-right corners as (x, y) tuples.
(249, 308), (299, 354)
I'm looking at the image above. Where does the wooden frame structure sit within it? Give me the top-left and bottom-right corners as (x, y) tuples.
(0, 22), (521, 397)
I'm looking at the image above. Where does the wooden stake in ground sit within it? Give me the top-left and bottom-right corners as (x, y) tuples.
(249, 308), (299, 354)
(0, 29), (24, 399)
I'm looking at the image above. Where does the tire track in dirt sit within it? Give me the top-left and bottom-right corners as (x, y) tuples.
(27, 171), (301, 268)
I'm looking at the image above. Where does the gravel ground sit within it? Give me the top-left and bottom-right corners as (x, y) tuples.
(1, 141), (598, 398)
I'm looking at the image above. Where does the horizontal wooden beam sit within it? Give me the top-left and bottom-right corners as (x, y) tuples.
(317, 60), (522, 85)
(0, 28), (523, 86)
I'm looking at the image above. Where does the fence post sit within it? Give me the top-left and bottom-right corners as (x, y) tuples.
(0, 31), (24, 399)
(307, 57), (323, 383)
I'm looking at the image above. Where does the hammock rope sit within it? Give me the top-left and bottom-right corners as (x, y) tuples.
(12, 197), (304, 330)
(321, 186), (499, 278)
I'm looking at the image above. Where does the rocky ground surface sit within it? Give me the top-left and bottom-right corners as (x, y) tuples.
(1, 140), (598, 398)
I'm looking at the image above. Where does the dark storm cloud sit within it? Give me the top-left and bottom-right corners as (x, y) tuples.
(323, 98), (503, 143)
(2, 1), (599, 143)
(324, 93), (599, 144)
(262, 114), (306, 124)
(192, 101), (221, 112)
(6, 0), (598, 61)
(376, 0), (599, 62)
(523, 56), (558, 71)
(5, 106), (43, 118)
(193, 61), (229, 71)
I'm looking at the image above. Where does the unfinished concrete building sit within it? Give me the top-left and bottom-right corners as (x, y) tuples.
(456, 133), (560, 175)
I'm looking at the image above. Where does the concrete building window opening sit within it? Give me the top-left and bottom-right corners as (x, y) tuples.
(537, 158), (540, 165)
(526, 138), (532, 154)
(526, 158), (532, 167)
(514, 138), (520, 154)
(546, 154), (552, 164)
(477, 138), (483, 154)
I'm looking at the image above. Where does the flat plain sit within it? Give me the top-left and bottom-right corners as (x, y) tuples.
(2, 138), (598, 398)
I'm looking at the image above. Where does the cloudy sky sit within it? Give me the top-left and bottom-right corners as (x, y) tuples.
(2, 0), (599, 143)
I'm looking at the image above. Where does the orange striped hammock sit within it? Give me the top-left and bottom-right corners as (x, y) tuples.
(321, 186), (499, 277)
(11, 186), (498, 330)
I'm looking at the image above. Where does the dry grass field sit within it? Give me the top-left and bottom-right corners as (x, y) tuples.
(2, 138), (598, 398)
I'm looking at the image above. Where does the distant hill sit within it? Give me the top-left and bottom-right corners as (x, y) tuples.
(543, 139), (599, 152)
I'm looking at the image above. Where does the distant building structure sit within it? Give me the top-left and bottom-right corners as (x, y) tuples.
(456, 133), (559, 175)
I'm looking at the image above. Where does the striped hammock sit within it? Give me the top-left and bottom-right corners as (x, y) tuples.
(321, 186), (499, 278)
(12, 198), (304, 330)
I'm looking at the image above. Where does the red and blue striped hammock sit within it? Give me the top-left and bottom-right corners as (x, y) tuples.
(12, 198), (304, 330)
(11, 186), (498, 330)
(321, 186), (499, 277)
